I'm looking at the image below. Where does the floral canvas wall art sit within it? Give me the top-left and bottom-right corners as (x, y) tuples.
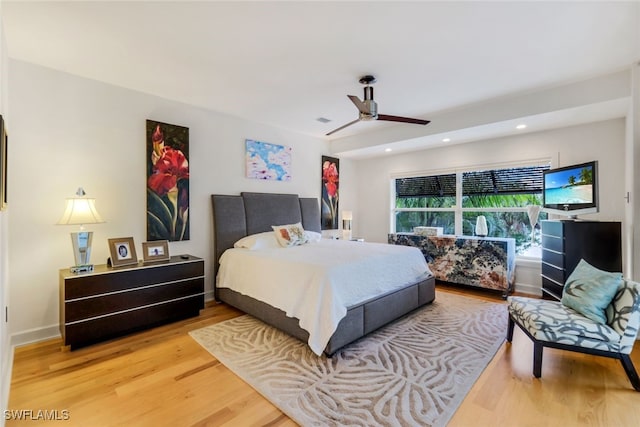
(245, 139), (292, 181)
(321, 156), (339, 230)
(146, 120), (190, 241)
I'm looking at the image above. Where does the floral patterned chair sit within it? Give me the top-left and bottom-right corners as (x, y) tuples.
(506, 279), (640, 391)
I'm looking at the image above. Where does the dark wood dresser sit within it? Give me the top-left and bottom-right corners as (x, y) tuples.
(60, 255), (205, 349)
(540, 220), (622, 300)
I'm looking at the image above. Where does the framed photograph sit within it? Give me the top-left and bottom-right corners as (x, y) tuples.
(108, 237), (138, 267)
(1, 115), (7, 211)
(142, 240), (170, 263)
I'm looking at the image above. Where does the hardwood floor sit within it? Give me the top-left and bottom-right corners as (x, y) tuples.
(7, 285), (640, 426)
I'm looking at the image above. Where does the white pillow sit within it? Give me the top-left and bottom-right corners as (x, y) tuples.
(272, 222), (308, 247)
(305, 230), (322, 243)
(233, 231), (279, 250)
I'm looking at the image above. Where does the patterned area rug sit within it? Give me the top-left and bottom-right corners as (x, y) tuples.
(189, 292), (507, 427)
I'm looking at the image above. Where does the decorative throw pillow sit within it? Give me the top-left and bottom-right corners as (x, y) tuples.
(272, 222), (308, 247)
(561, 259), (623, 324)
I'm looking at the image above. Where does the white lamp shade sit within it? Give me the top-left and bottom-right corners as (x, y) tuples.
(342, 211), (353, 240)
(475, 215), (488, 237)
(57, 198), (104, 226)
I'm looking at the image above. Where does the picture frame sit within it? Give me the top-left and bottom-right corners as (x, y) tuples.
(146, 120), (190, 242)
(245, 139), (292, 181)
(1, 115), (7, 211)
(321, 155), (339, 230)
(108, 237), (138, 267)
(142, 240), (170, 263)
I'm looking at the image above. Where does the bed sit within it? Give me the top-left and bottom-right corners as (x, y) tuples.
(211, 192), (436, 356)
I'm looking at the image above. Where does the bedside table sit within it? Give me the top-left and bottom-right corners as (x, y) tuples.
(59, 255), (204, 350)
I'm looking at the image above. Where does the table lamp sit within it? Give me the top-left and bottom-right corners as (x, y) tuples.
(475, 215), (488, 237)
(342, 210), (353, 240)
(57, 188), (105, 273)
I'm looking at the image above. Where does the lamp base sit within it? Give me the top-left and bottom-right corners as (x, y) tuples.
(70, 264), (94, 273)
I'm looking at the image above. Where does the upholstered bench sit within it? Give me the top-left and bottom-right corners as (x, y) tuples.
(506, 267), (640, 391)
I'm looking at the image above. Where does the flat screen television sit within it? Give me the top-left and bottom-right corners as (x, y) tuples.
(543, 160), (598, 219)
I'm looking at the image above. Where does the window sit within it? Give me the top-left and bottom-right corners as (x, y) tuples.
(395, 174), (456, 234)
(393, 163), (550, 255)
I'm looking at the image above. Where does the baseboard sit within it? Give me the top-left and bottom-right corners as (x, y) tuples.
(514, 282), (542, 297)
(514, 256), (542, 297)
(10, 325), (60, 348)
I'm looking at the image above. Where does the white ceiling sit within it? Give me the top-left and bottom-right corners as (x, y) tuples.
(2, 1), (639, 157)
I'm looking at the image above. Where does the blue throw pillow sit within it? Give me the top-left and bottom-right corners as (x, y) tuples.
(561, 259), (623, 324)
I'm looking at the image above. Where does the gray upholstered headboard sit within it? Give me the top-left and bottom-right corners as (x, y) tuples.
(211, 192), (321, 278)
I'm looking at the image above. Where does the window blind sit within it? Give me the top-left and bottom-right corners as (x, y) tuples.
(395, 165), (549, 198)
(462, 166), (549, 196)
(395, 174), (456, 198)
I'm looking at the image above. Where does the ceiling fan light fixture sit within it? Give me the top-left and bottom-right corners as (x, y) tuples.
(325, 75), (430, 136)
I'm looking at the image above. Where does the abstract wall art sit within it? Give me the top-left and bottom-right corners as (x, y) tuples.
(245, 139), (292, 181)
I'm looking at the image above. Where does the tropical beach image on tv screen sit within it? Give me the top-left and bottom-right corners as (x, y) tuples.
(544, 165), (594, 204)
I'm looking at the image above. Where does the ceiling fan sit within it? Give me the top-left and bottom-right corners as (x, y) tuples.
(326, 75), (430, 136)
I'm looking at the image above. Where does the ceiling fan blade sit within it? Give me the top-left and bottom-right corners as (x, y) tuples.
(377, 114), (430, 125)
(347, 95), (368, 114)
(326, 118), (361, 136)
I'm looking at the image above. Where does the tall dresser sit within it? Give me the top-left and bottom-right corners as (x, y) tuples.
(540, 220), (622, 300)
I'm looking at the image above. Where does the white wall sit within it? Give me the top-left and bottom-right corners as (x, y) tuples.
(0, 0), (11, 418)
(350, 119), (627, 292)
(7, 60), (329, 344)
(630, 63), (640, 280)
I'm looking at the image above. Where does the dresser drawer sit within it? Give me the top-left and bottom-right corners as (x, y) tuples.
(541, 262), (565, 285)
(541, 277), (563, 300)
(541, 234), (563, 253)
(64, 296), (203, 348)
(541, 249), (564, 268)
(65, 278), (204, 323)
(65, 261), (204, 299)
(541, 220), (563, 237)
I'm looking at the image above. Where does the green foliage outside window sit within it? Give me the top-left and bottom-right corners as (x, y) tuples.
(396, 211), (455, 234)
(395, 195), (456, 234)
(462, 193), (542, 208)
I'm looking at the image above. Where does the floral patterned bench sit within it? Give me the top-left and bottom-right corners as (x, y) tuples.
(388, 233), (516, 296)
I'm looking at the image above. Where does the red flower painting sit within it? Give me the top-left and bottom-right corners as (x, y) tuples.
(321, 156), (340, 229)
(147, 121), (190, 241)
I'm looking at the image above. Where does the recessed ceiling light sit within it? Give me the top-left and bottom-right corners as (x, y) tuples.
(385, 148), (392, 152)
(316, 117), (331, 123)
(442, 138), (451, 142)
(516, 124), (527, 130)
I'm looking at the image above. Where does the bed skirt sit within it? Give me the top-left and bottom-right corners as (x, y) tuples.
(217, 274), (436, 356)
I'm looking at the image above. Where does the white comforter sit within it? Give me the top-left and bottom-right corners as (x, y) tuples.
(217, 239), (431, 355)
